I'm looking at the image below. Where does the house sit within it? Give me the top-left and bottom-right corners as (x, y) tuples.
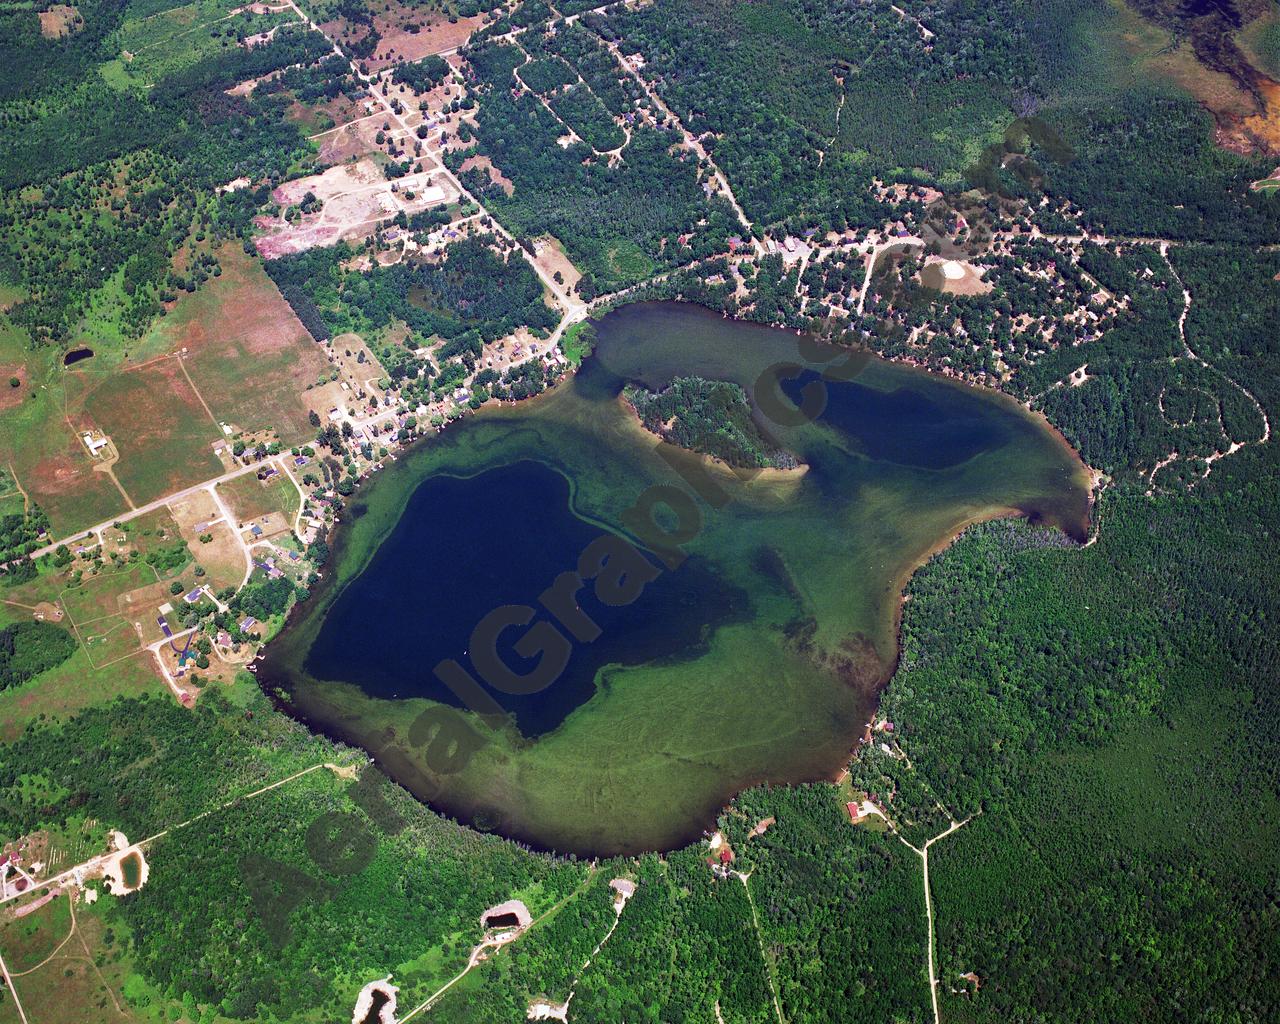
(81, 432), (110, 455)
(239, 616), (257, 632)
(250, 525), (264, 538)
(847, 801), (863, 824)
(216, 631), (232, 646)
(182, 587), (204, 604)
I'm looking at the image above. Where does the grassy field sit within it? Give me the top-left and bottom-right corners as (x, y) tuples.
(0, 604), (156, 742)
(0, 317), (126, 534)
(0, 893), (72, 973)
(217, 472), (299, 525)
(77, 357), (224, 507)
(0, 890), (169, 1024)
(142, 248), (333, 445)
(188, 521), (247, 592)
(558, 320), (594, 367)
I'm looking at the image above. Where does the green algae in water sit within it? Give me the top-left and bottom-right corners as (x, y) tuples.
(261, 303), (1091, 855)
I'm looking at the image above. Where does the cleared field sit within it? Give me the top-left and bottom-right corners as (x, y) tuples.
(146, 248), (332, 444)
(5, 899), (138, 1024)
(60, 563), (159, 625)
(188, 521), (247, 591)
(217, 472), (299, 524)
(0, 598), (156, 743)
(0, 491), (25, 519)
(324, 2), (488, 71)
(0, 319), (125, 534)
(115, 0), (295, 88)
(0, 892), (72, 973)
(77, 356), (223, 507)
(79, 616), (144, 668)
(255, 159), (457, 258)
(37, 3), (82, 37)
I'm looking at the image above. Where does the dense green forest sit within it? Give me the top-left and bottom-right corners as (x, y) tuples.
(0, 621), (76, 690)
(266, 233), (558, 367)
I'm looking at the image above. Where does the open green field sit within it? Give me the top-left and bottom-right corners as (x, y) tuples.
(0, 890), (166, 1024)
(77, 357), (224, 507)
(217, 472), (300, 525)
(0, 892), (72, 973)
(0, 317), (126, 534)
(59, 560), (160, 626)
(142, 248), (333, 445)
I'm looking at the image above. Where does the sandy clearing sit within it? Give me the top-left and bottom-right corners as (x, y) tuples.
(38, 4), (81, 38)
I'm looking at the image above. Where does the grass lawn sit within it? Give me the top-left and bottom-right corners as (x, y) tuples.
(558, 321), (594, 367)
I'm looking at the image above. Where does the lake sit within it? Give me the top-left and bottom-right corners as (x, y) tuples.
(260, 302), (1091, 855)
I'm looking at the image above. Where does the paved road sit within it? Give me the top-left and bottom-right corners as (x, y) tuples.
(21, 454), (280, 564)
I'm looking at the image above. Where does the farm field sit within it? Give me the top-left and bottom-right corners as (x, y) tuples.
(75, 356), (224, 508)
(140, 248), (333, 445)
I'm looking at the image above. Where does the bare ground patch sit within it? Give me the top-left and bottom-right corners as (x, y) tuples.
(0, 365), (27, 410)
(364, 9), (490, 70)
(531, 235), (582, 293)
(37, 4), (82, 38)
(256, 158), (457, 258)
(460, 153), (514, 196)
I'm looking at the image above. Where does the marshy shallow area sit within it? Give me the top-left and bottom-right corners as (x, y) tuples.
(260, 302), (1091, 855)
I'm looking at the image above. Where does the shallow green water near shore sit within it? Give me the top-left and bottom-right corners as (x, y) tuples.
(261, 302), (1091, 855)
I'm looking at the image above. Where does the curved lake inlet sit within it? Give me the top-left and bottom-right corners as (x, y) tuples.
(260, 302), (1092, 855)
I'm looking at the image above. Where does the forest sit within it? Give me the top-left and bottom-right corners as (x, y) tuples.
(624, 376), (799, 469)
(266, 234), (558, 347)
(0, 621), (76, 690)
(455, 38), (738, 292)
